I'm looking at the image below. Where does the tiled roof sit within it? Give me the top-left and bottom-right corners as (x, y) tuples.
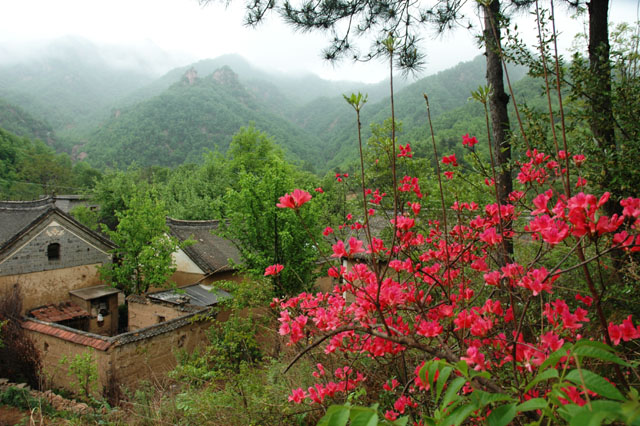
(148, 284), (231, 307)
(0, 198), (53, 248)
(166, 218), (241, 274)
(0, 197), (115, 257)
(22, 320), (112, 351)
(29, 302), (90, 322)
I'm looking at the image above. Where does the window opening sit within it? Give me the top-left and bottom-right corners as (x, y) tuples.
(47, 243), (60, 261)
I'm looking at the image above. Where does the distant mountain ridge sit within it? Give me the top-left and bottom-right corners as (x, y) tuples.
(0, 37), (158, 142)
(122, 54), (405, 108)
(81, 66), (329, 171)
(0, 37), (530, 174)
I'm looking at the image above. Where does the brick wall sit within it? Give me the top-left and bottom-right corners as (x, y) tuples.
(0, 222), (110, 277)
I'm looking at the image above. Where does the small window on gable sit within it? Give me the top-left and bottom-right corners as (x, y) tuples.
(47, 243), (60, 261)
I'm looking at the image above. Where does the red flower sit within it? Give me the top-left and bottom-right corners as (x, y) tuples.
(384, 411), (399, 421)
(276, 189), (312, 209)
(442, 154), (458, 166)
(462, 133), (479, 147)
(288, 388), (307, 403)
(264, 264), (284, 276)
(314, 187), (324, 193)
(398, 143), (413, 158)
(575, 176), (588, 187)
(573, 154), (586, 167)
(444, 171), (454, 179)
(383, 379), (400, 391)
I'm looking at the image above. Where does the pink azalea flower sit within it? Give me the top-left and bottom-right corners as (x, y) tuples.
(276, 189), (312, 209)
(264, 264), (284, 276)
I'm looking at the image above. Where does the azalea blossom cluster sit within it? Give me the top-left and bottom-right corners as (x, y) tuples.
(268, 133), (640, 422)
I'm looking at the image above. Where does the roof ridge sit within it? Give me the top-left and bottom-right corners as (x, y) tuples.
(166, 217), (227, 227)
(0, 196), (54, 210)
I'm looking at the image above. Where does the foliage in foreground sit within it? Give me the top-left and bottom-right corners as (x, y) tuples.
(268, 23), (640, 425)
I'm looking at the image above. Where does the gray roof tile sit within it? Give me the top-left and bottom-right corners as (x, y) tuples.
(166, 218), (241, 273)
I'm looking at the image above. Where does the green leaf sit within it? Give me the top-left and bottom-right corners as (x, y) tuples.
(470, 390), (512, 407)
(565, 369), (625, 401)
(487, 403), (517, 426)
(590, 400), (624, 413)
(317, 405), (350, 426)
(516, 398), (547, 412)
(524, 368), (559, 393)
(442, 402), (477, 426)
(436, 366), (453, 401)
(428, 361), (440, 389)
(573, 345), (630, 367)
(470, 370), (491, 380)
(568, 402), (623, 426)
(455, 360), (469, 378)
(422, 418), (436, 426)
(558, 403), (582, 422)
(350, 410), (378, 426)
(539, 344), (571, 370)
(391, 416), (409, 426)
(569, 409), (609, 426)
(442, 377), (467, 409)
(418, 362), (429, 389)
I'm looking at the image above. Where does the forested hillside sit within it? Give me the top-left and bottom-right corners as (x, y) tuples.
(79, 54), (529, 172)
(81, 67), (328, 170)
(0, 127), (99, 200)
(0, 37), (157, 146)
(0, 98), (57, 147)
(0, 42), (529, 174)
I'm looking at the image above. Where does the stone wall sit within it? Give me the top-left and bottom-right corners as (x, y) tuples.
(25, 328), (112, 395)
(0, 221), (110, 276)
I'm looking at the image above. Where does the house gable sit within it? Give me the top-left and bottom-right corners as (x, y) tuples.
(0, 211), (112, 277)
(172, 247), (205, 275)
(166, 217), (241, 274)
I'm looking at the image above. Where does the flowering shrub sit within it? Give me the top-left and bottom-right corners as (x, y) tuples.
(271, 130), (640, 424)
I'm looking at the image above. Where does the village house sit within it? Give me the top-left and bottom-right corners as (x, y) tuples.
(0, 197), (115, 315)
(0, 199), (240, 401)
(166, 217), (242, 286)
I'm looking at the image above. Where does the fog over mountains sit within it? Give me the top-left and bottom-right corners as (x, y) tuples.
(0, 37), (530, 173)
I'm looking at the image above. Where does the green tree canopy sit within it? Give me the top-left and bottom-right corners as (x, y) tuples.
(98, 190), (184, 296)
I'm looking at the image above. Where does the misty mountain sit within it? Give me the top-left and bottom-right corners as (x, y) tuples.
(123, 54), (406, 108)
(81, 67), (327, 170)
(0, 38), (531, 174)
(0, 97), (58, 148)
(80, 55), (526, 173)
(0, 37), (160, 141)
(290, 55), (528, 170)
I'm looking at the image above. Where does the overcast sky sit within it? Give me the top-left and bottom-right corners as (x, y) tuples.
(0, 0), (637, 83)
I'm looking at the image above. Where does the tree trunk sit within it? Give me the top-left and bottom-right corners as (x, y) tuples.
(484, 0), (513, 263)
(588, 0), (617, 213)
